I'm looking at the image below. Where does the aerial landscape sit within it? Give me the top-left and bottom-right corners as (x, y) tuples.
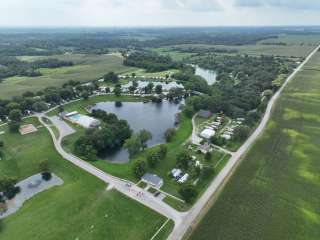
(0, 1), (320, 240)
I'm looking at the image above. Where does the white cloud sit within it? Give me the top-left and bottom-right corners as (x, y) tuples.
(0, 0), (319, 27)
(234, 0), (320, 10)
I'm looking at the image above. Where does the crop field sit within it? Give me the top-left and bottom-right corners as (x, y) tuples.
(170, 43), (314, 58)
(0, 54), (137, 99)
(259, 34), (320, 46)
(189, 52), (320, 240)
(0, 118), (169, 240)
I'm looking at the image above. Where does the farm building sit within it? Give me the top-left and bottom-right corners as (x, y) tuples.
(141, 173), (163, 188)
(198, 110), (212, 118)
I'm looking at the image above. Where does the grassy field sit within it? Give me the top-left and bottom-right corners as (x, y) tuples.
(1, 54), (137, 99)
(259, 34), (320, 46)
(0, 118), (169, 240)
(168, 43), (314, 58)
(189, 52), (320, 240)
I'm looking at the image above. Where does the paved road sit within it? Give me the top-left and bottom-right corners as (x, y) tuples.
(37, 114), (184, 225)
(167, 45), (320, 240)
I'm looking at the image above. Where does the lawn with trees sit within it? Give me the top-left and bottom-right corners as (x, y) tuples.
(0, 118), (170, 240)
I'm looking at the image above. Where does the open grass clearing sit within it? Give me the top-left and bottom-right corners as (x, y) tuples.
(0, 117), (169, 240)
(189, 52), (320, 240)
(1, 54), (137, 99)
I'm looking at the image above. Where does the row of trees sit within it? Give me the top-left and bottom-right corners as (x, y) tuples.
(0, 56), (73, 80)
(124, 51), (180, 72)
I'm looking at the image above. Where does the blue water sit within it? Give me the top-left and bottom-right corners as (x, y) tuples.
(69, 114), (81, 121)
(195, 65), (217, 85)
(91, 100), (182, 163)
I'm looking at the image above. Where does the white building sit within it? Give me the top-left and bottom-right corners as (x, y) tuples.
(64, 111), (100, 128)
(221, 134), (232, 140)
(178, 174), (189, 183)
(171, 169), (182, 179)
(200, 129), (216, 139)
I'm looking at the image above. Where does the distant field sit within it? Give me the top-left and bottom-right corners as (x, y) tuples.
(1, 54), (137, 99)
(259, 34), (320, 45)
(0, 117), (168, 240)
(169, 43), (315, 58)
(189, 52), (320, 240)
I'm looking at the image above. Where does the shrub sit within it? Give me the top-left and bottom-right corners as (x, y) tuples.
(164, 128), (176, 142)
(179, 185), (198, 203)
(133, 161), (147, 179)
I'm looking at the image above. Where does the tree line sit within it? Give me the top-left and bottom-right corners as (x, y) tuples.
(123, 51), (180, 72)
(0, 57), (73, 81)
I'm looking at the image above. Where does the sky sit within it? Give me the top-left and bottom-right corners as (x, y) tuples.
(0, 0), (320, 27)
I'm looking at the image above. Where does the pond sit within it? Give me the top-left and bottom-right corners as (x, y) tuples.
(194, 65), (217, 85)
(91, 100), (182, 163)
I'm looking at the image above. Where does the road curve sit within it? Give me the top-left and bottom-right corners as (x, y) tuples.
(168, 45), (320, 240)
(37, 114), (184, 225)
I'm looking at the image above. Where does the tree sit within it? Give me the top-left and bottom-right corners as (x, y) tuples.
(124, 134), (142, 158)
(39, 160), (51, 181)
(158, 144), (168, 158)
(164, 128), (176, 142)
(0, 176), (19, 200)
(0, 141), (3, 148)
(133, 161), (146, 179)
(204, 152), (212, 161)
(147, 152), (160, 168)
(155, 85), (163, 95)
(8, 121), (20, 133)
(128, 85), (136, 93)
(114, 86), (121, 97)
(32, 101), (48, 112)
(58, 105), (64, 113)
(179, 185), (198, 203)
(234, 125), (250, 141)
(81, 90), (89, 100)
(201, 166), (214, 180)
(139, 129), (152, 150)
(176, 150), (192, 170)
(104, 72), (119, 83)
(146, 82), (154, 93)
(131, 72), (136, 78)
(8, 109), (22, 122)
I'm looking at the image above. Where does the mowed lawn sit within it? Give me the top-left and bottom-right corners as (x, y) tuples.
(0, 54), (137, 99)
(190, 52), (320, 240)
(0, 118), (169, 240)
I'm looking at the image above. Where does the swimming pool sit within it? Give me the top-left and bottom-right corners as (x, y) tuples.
(68, 114), (81, 121)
